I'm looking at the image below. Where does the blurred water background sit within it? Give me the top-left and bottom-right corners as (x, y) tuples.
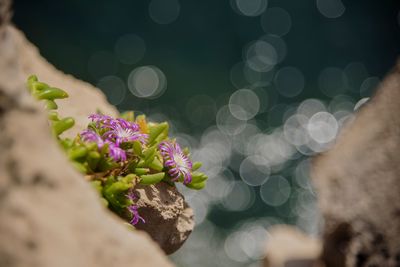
(13, 0), (400, 266)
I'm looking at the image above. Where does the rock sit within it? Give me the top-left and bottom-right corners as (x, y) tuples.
(133, 183), (194, 254)
(0, 0), (190, 265)
(7, 25), (118, 138)
(263, 225), (322, 267)
(0, 2), (194, 256)
(312, 60), (400, 266)
(0, 0), (10, 28)
(8, 8), (196, 249)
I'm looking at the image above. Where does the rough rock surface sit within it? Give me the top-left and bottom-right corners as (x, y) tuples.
(263, 225), (322, 267)
(134, 183), (194, 254)
(0, 28), (173, 267)
(12, 21), (194, 253)
(0, 0), (10, 27)
(312, 61), (400, 266)
(8, 25), (118, 138)
(0, 1), (191, 265)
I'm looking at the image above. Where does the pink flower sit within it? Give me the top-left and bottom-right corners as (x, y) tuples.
(80, 128), (126, 162)
(159, 140), (192, 184)
(103, 118), (148, 146)
(126, 191), (145, 225)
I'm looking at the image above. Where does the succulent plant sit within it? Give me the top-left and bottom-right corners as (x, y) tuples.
(27, 75), (207, 226)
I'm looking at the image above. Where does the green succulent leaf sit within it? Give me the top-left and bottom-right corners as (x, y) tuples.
(27, 74), (209, 230)
(103, 176), (134, 209)
(132, 140), (143, 156)
(143, 146), (157, 165)
(87, 151), (101, 171)
(71, 162), (87, 173)
(45, 100), (58, 110)
(148, 157), (164, 172)
(148, 122), (169, 145)
(36, 87), (69, 100)
(48, 111), (59, 121)
(120, 111), (135, 122)
(192, 161), (202, 171)
(90, 180), (103, 194)
(97, 157), (118, 172)
(59, 138), (73, 150)
(134, 168), (150, 175)
(143, 146), (156, 160)
(52, 117), (75, 136)
(185, 180), (206, 190)
(190, 171), (208, 184)
(139, 172), (165, 185)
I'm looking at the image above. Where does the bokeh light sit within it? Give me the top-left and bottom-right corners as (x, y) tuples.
(186, 94), (217, 126)
(316, 0), (346, 19)
(216, 105), (247, 135)
(245, 40), (278, 72)
(231, 0), (268, 17)
(360, 77), (380, 97)
(114, 34), (146, 65)
(318, 67), (348, 97)
(127, 66), (167, 99)
(307, 112), (338, 144)
(96, 76), (126, 106)
(222, 181), (255, 211)
(260, 7), (292, 36)
(354, 97), (369, 110)
(229, 89), (260, 120)
(344, 62), (369, 93)
(15, 1), (400, 266)
(149, 0), (180, 24)
(259, 34), (287, 63)
(87, 51), (118, 80)
(274, 66), (305, 97)
(260, 175), (291, 206)
(239, 156), (270, 186)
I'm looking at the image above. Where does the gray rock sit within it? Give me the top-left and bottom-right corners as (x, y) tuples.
(263, 225), (322, 267)
(312, 61), (400, 266)
(133, 183), (194, 254)
(0, 1), (190, 265)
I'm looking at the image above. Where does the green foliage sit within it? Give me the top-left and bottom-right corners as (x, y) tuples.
(185, 181), (206, 190)
(148, 122), (169, 145)
(27, 75), (75, 136)
(139, 172), (165, 185)
(27, 75), (209, 225)
(103, 175), (135, 210)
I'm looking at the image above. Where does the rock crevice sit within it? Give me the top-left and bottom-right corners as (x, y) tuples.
(0, 1), (190, 265)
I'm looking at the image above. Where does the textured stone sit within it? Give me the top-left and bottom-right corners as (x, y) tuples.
(133, 183), (194, 254)
(263, 225), (322, 267)
(0, 9), (194, 258)
(8, 25), (118, 138)
(0, 3), (185, 265)
(312, 61), (400, 266)
(0, 0), (10, 28)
